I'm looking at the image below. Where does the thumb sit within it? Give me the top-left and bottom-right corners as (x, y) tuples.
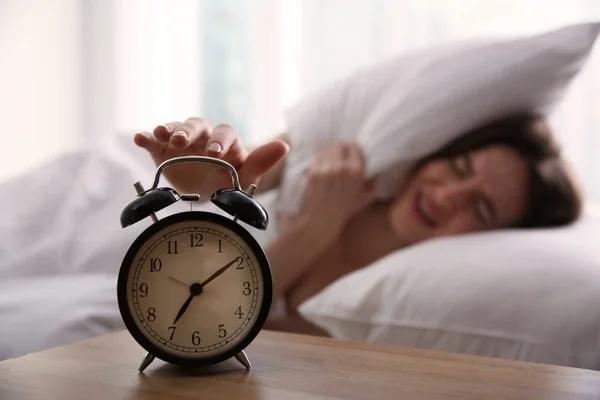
(238, 140), (289, 188)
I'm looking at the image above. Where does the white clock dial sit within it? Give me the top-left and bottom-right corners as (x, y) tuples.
(124, 219), (265, 359)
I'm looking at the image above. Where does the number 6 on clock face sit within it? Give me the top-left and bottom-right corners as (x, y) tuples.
(117, 211), (273, 368)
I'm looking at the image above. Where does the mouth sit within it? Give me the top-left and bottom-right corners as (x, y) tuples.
(414, 191), (438, 228)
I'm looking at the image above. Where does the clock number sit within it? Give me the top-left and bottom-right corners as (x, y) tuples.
(242, 281), (251, 296)
(189, 233), (203, 247)
(192, 331), (201, 346)
(147, 307), (156, 322)
(218, 324), (227, 339)
(150, 258), (162, 272)
(167, 240), (178, 254)
(217, 239), (223, 253)
(235, 305), (244, 319)
(139, 283), (148, 297)
(236, 259), (244, 270)
(168, 326), (176, 340)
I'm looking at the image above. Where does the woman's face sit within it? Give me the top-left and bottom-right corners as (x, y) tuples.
(388, 145), (530, 245)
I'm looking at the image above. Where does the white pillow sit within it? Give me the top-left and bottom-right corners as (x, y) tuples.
(298, 205), (600, 370)
(277, 22), (600, 214)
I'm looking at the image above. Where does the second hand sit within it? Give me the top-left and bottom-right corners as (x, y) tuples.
(169, 276), (190, 287)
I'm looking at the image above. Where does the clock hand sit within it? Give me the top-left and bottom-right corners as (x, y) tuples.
(172, 258), (241, 324)
(172, 282), (203, 324)
(200, 257), (243, 287)
(169, 276), (190, 287)
(173, 293), (194, 324)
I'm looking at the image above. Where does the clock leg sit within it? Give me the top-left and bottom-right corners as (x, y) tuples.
(234, 350), (251, 369)
(138, 352), (156, 373)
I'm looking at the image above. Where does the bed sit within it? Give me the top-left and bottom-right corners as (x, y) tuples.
(1, 134), (599, 371)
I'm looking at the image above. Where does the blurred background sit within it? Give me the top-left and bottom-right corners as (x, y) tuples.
(2, 0), (600, 201)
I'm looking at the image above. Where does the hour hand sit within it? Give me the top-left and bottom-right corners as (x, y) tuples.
(173, 293), (194, 324)
(172, 283), (203, 324)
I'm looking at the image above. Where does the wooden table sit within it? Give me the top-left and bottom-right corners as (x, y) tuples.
(1, 330), (600, 400)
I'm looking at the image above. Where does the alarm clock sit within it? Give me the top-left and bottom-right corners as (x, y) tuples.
(117, 156), (273, 373)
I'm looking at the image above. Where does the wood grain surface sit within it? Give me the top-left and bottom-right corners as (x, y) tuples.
(1, 329), (600, 400)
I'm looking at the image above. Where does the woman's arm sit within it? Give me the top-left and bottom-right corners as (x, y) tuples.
(265, 141), (373, 299)
(266, 218), (333, 299)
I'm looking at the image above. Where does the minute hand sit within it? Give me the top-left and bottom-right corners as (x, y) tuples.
(200, 257), (243, 287)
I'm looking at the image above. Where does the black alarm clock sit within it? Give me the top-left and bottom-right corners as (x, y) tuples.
(117, 156), (273, 372)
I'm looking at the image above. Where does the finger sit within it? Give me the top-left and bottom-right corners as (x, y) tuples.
(350, 175), (374, 212)
(153, 121), (182, 142)
(319, 141), (341, 168)
(347, 142), (366, 175)
(170, 117), (210, 149)
(347, 142), (364, 161)
(338, 143), (366, 199)
(315, 145), (332, 172)
(309, 167), (329, 205)
(134, 131), (167, 155)
(206, 123), (238, 156)
(306, 155), (333, 205)
(238, 140), (289, 188)
(333, 143), (350, 193)
(339, 141), (352, 160)
(334, 142), (353, 180)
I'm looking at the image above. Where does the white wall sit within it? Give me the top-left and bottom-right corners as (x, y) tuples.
(0, 0), (83, 181)
(113, 0), (202, 133)
(0, 0), (203, 182)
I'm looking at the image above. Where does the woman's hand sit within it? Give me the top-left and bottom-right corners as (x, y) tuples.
(295, 141), (373, 243)
(134, 117), (289, 197)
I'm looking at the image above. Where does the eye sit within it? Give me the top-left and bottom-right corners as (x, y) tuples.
(473, 197), (495, 227)
(450, 155), (471, 178)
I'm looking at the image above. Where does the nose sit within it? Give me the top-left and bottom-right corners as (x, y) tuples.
(431, 181), (475, 215)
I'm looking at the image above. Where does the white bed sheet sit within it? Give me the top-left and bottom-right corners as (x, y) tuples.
(0, 274), (121, 360)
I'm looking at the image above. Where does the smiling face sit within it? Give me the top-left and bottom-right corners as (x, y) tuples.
(388, 145), (530, 245)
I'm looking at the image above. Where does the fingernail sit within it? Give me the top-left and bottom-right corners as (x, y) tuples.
(208, 142), (222, 153)
(159, 124), (171, 132)
(173, 131), (187, 138)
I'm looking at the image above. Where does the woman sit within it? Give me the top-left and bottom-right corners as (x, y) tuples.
(133, 113), (582, 333)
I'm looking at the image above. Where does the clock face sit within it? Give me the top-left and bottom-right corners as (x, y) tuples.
(117, 211), (272, 366)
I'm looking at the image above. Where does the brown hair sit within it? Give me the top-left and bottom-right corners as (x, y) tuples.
(423, 113), (583, 228)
